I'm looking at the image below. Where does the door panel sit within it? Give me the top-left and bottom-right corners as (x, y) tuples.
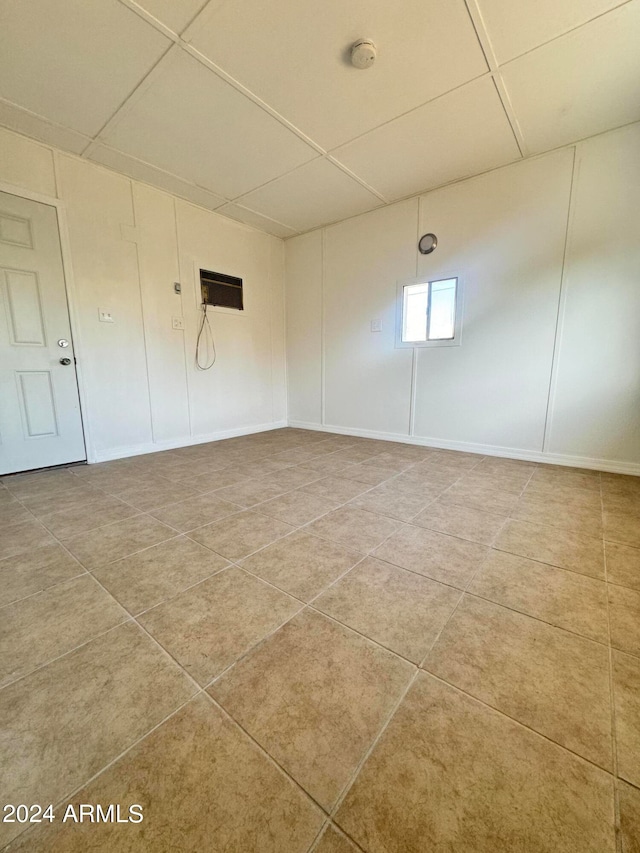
(17, 371), (59, 437)
(0, 191), (85, 474)
(5, 269), (46, 345)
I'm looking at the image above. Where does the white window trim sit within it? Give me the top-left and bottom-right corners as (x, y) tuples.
(395, 274), (464, 349)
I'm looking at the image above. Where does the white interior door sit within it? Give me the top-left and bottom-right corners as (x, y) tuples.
(0, 191), (85, 475)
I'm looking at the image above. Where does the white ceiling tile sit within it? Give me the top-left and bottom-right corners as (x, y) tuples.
(0, 0), (170, 136)
(477, 0), (627, 63)
(87, 143), (226, 211)
(100, 48), (317, 199)
(0, 99), (91, 155)
(501, 3), (640, 154)
(333, 76), (521, 201)
(217, 204), (299, 239)
(185, 0), (488, 149)
(130, 0), (208, 33)
(237, 159), (382, 232)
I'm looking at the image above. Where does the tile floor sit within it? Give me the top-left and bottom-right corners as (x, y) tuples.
(0, 427), (638, 852)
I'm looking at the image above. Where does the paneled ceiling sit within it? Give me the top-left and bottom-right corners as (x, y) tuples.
(1, 0), (638, 237)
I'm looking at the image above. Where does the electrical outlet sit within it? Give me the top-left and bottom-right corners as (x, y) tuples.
(370, 318), (382, 332)
(98, 309), (114, 323)
(172, 317), (185, 331)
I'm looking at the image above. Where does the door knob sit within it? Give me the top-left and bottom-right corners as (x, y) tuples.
(59, 357), (72, 366)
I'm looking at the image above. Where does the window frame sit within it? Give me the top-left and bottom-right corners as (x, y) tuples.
(395, 274), (463, 349)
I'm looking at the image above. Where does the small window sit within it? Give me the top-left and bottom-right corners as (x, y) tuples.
(200, 269), (243, 310)
(396, 276), (461, 348)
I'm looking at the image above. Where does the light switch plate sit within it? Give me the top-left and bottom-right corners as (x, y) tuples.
(370, 318), (382, 332)
(172, 317), (185, 331)
(98, 309), (114, 323)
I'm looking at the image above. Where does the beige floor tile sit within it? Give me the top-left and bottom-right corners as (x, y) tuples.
(530, 467), (600, 491)
(607, 541), (640, 591)
(314, 557), (461, 663)
(240, 531), (361, 601)
(305, 507), (401, 553)
(62, 515), (175, 568)
(92, 536), (229, 614)
(469, 550), (609, 642)
(314, 825), (360, 853)
(176, 468), (249, 493)
(109, 479), (200, 511)
(511, 494), (603, 537)
(604, 492), (640, 515)
(523, 480), (603, 508)
(335, 673), (615, 853)
(4, 469), (86, 500)
(337, 463), (399, 486)
(0, 519), (56, 561)
(619, 780), (640, 853)
(455, 469), (529, 493)
(80, 471), (158, 495)
(158, 459), (231, 481)
(388, 468), (459, 493)
(9, 695), (323, 852)
(609, 585), (640, 657)
(270, 447), (329, 465)
(360, 452), (415, 472)
(326, 446), (384, 464)
(425, 595), (612, 769)
(424, 450), (484, 471)
(139, 567), (301, 684)
(613, 651), (640, 788)
(0, 501), (34, 527)
(299, 476), (372, 502)
(210, 609), (413, 809)
(439, 480), (518, 515)
(38, 499), (139, 539)
(0, 575), (127, 687)
(232, 458), (295, 478)
(214, 478), (290, 507)
(0, 622), (195, 848)
(601, 474), (640, 498)
(374, 524), (488, 589)
(257, 490), (340, 526)
(149, 492), (242, 532)
(604, 511), (640, 549)
(300, 457), (359, 477)
(413, 499), (507, 545)
(494, 519), (605, 578)
(189, 510), (294, 561)
(347, 484), (433, 522)
(69, 459), (137, 480)
(0, 543), (84, 607)
(259, 466), (324, 490)
(19, 485), (122, 518)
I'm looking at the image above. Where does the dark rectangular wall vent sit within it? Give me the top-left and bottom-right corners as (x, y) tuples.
(200, 269), (243, 310)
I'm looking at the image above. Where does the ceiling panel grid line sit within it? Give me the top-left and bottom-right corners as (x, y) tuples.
(462, 0), (528, 157)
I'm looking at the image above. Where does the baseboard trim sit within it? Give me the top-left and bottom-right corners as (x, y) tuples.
(90, 421), (289, 463)
(287, 420), (640, 477)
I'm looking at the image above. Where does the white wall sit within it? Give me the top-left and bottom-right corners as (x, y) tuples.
(0, 126), (287, 462)
(285, 122), (640, 473)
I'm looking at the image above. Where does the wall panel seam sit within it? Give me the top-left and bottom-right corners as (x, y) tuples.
(541, 145), (578, 453)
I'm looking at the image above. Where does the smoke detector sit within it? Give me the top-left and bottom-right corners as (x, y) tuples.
(351, 39), (377, 70)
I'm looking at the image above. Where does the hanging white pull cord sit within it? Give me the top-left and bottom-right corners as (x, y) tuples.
(195, 303), (216, 370)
